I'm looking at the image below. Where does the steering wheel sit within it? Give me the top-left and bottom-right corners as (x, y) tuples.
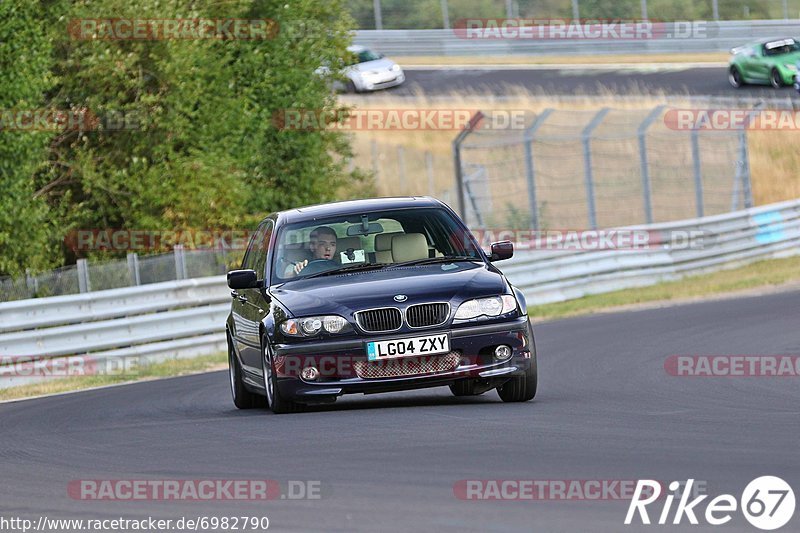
(299, 259), (337, 276)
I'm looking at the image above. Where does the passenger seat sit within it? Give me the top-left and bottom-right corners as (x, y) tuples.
(391, 233), (428, 262)
(374, 232), (402, 263)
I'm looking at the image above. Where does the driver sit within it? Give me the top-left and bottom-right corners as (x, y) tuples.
(284, 226), (337, 277)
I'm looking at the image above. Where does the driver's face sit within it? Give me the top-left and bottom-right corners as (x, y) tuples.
(310, 232), (337, 260)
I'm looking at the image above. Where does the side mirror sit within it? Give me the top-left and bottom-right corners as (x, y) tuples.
(489, 241), (513, 262)
(227, 269), (259, 289)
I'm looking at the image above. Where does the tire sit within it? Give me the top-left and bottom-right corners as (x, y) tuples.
(262, 340), (304, 414)
(228, 340), (262, 409)
(770, 68), (783, 89)
(449, 379), (485, 397)
(728, 67), (743, 88)
(497, 322), (538, 403)
(345, 80), (357, 94)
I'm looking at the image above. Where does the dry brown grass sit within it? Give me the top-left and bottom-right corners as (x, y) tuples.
(393, 53), (729, 66)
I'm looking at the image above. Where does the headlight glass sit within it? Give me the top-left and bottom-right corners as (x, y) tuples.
(454, 295), (517, 320)
(281, 315), (349, 337)
(391, 64), (401, 72)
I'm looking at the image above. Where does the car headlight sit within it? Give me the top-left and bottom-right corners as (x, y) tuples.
(454, 295), (517, 320)
(391, 64), (401, 72)
(784, 63), (798, 72)
(280, 315), (349, 337)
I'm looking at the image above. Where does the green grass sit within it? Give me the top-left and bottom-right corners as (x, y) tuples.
(529, 255), (800, 321)
(0, 352), (227, 402)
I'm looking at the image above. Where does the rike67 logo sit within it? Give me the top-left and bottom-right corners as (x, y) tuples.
(625, 477), (795, 530)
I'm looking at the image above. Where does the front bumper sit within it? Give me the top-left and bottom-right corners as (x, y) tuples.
(272, 316), (532, 402)
(358, 72), (405, 91)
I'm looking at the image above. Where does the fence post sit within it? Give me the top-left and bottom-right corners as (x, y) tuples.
(127, 253), (141, 286)
(691, 129), (704, 217)
(77, 258), (91, 293)
(371, 140), (380, 181)
(582, 108), (609, 230)
(737, 131), (754, 210)
(397, 145), (407, 194)
(440, 0), (449, 29)
(523, 108), (554, 230)
(712, 0), (719, 20)
(640, 0), (648, 20)
(425, 151), (435, 196)
(174, 245), (188, 280)
(25, 268), (37, 298)
(571, 0), (579, 19)
(637, 105), (665, 224)
(373, 0), (383, 30)
(452, 111), (484, 220)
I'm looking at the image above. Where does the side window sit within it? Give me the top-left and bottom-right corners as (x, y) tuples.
(242, 222), (268, 271)
(253, 220), (273, 279)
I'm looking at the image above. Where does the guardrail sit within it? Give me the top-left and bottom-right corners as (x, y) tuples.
(353, 20), (800, 56)
(1, 198), (798, 389)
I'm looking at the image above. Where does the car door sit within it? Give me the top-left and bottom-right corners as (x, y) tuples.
(239, 220), (273, 374)
(230, 226), (262, 372)
(751, 45), (771, 82)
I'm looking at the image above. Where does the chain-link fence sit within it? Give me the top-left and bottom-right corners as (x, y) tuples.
(350, 0), (800, 30)
(0, 247), (234, 303)
(453, 106), (754, 230)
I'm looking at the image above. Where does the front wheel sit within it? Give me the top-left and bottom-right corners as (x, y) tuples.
(497, 324), (538, 403)
(770, 68), (784, 89)
(263, 341), (304, 414)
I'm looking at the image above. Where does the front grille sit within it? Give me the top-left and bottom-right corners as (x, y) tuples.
(406, 303), (449, 328)
(354, 352), (460, 379)
(355, 307), (402, 332)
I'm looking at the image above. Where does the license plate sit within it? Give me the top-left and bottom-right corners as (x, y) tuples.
(366, 334), (449, 361)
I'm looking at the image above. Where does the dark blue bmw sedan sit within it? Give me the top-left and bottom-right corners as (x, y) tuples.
(226, 197), (537, 413)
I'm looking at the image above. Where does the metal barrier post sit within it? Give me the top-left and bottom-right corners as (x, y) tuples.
(691, 129), (704, 217)
(127, 253), (141, 286)
(452, 111), (484, 220)
(77, 258), (91, 293)
(523, 108), (554, 230)
(582, 108), (609, 230)
(637, 105), (665, 224)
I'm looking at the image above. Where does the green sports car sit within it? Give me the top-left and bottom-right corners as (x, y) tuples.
(728, 38), (800, 89)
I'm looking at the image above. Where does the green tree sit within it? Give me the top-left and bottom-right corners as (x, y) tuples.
(0, 1), (56, 276)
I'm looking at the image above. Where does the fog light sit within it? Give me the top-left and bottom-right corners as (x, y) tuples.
(494, 345), (512, 361)
(301, 366), (319, 381)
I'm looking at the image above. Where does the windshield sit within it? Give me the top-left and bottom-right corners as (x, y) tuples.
(763, 40), (800, 56)
(271, 207), (483, 283)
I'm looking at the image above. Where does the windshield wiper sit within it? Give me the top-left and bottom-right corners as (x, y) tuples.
(387, 256), (480, 269)
(302, 263), (389, 279)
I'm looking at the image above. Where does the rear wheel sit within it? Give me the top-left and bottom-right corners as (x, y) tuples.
(729, 67), (744, 88)
(228, 341), (262, 409)
(770, 68), (783, 89)
(262, 340), (304, 414)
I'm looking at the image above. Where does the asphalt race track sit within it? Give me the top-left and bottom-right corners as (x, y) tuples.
(1, 290), (798, 532)
(386, 67), (798, 97)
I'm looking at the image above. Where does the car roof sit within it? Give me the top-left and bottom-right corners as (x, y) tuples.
(347, 45), (367, 53)
(274, 197), (446, 224)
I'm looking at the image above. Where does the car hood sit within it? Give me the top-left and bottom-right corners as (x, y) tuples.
(774, 51), (800, 64)
(351, 58), (397, 73)
(270, 263), (506, 318)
